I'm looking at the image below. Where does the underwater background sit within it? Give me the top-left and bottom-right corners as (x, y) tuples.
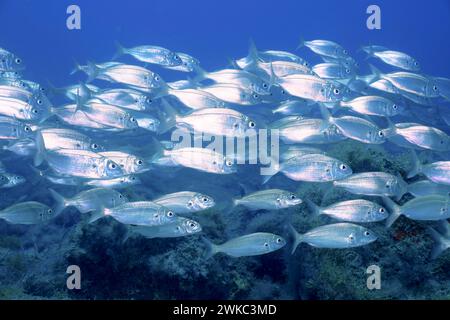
(0, 0), (449, 299)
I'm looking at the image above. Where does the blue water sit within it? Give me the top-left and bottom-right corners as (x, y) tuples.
(0, 0), (450, 300)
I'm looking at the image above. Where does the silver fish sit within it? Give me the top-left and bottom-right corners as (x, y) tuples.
(267, 153), (352, 183)
(233, 189), (302, 210)
(98, 151), (149, 174)
(370, 50), (420, 71)
(382, 72), (440, 98)
(0, 96), (51, 122)
(300, 39), (349, 59)
(383, 196), (450, 228)
(0, 201), (53, 225)
(43, 149), (124, 179)
(383, 123), (450, 152)
(153, 191), (215, 214)
(274, 118), (347, 144)
(92, 201), (176, 226)
(201, 84), (262, 105)
(167, 88), (227, 109)
(37, 128), (103, 152)
(407, 180), (450, 197)
(80, 101), (139, 130)
(290, 223), (377, 253)
(85, 62), (164, 91)
(196, 67), (270, 95)
(84, 174), (141, 189)
(203, 233), (286, 258)
(306, 199), (388, 222)
(340, 95), (404, 117)
(127, 217), (202, 239)
(153, 147), (236, 174)
(49, 188), (127, 215)
(175, 107), (256, 137)
(322, 106), (386, 144)
(92, 88), (152, 111)
(114, 43), (182, 67)
(276, 74), (344, 102)
(333, 172), (408, 200)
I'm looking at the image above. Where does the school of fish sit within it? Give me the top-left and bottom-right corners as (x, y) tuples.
(0, 39), (449, 260)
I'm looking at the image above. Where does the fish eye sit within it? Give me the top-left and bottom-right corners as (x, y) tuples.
(225, 160), (233, 167)
(202, 197), (208, 202)
(91, 143), (98, 149)
(136, 159), (143, 165)
(118, 194), (123, 198)
(32, 109), (38, 114)
(146, 98), (152, 104)
(290, 194), (296, 199)
(276, 238), (282, 243)
(131, 176), (136, 181)
(414, 61), (419, 66)
(345, 69), (350, 74)
(154, 76), (160, 81)
(252, 93), (259, 99)
(263, 83), (268, 88)
(378, 131), (384, 137)
(15, 58), (21, 64)
(189, 222), (196, 228)
(392, 104), (398, 110)
(379, 207), (385, 213)
(349, 235), (354, 241)
(281, 90), (286, 94)
(47, 209), (53, 214)
(364, 231), (370, 236)
(130, 117), (136, 122)
(37, 100), (42, 105)
(441, 207), (447, 213)
(108, 162), (117, 169)
(339, 164), (347, 170)
(264, 242), (269, 247)
(24, 126), (31, 132)
(343, 50), (348, 55)
(333, 88), (340, 95)
(248, 121), (255, 128)
(433, 85), (438, 91)
(187, 201), (193, 206)
(167, 211), (174, 217)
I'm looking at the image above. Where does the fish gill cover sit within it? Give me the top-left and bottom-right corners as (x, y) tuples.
(0, 0), (449, 300)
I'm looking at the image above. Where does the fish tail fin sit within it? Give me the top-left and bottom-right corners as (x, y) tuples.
(201, 237), (220, 259)
(368, 64), (382, 81)
(112, 41), (127, 60)
(296, 37), (305, 50)
(427, 227), (450, 259)
(382, 197), (402, 228)
(70, 58), (83, 75)
(226, 57), (240, 69)
(247, 38), (259, 63)
(157, 98), (178, 134)
(88, 206), (107, 224)
(48, 188), (68, 216)
(33, 130), (46, 167)
(319, 103), (335, 131)
(192, 64), (208, 82)
(381, 117), (396, 138)
(85, 61), (100, 83)
(261, 161), (280, 185)
(305, 199), (322, 217)
(288, 224), (304, 254)
(407, 149), (422, 179)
